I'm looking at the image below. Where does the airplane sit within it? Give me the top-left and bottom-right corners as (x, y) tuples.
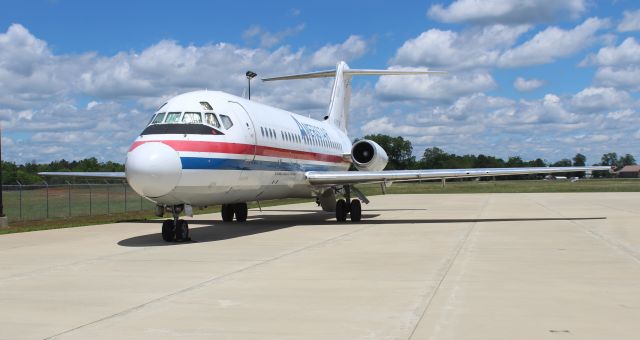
(40, 61), (611, 242)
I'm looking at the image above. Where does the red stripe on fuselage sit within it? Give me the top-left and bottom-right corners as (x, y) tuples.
(128, 140), (347, 164)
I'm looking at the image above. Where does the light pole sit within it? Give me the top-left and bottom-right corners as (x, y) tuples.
(246, 70), (257, 100)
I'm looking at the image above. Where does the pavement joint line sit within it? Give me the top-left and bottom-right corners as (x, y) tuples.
(406, 195), (490, 340)
(527, 195), (640, 265)
(0, 246), (154, 284)
(44, 223), (375, 340)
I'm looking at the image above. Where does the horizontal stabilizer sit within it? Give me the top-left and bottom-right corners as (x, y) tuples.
(262, 69), (445, 81)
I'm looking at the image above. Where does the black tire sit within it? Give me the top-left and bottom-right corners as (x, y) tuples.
(234, 203), (248, 222)
(221, 204), (234, 222)
(336, 199), (347, 222)
(161, 219), (174, 242)
(350, 199), (362, 222)
(175, 219), (189, 241)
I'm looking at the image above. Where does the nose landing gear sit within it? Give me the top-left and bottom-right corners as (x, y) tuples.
(161, 205), (190, 242)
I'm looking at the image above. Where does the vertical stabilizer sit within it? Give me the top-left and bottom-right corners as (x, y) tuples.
(326, 61), (351, 132)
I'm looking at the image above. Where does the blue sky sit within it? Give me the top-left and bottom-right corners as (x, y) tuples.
(1, 0), (639, 165)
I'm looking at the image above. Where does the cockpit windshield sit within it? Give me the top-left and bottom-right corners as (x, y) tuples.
(204, 113), (221, 128)
(151, 112), (166, 124)
(182, 112), (202, 124)
(165, 112), (181, 123)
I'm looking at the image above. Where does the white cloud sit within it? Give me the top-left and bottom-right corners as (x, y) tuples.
(513, 77), (544, 91)
(393, 18), (607, 70)
(498, 17), (609, 67)
(242, 24), (305, 48)
(392, 25), (529, 69)
(570, 87), (633, 113)
(582, 37), (640, 66)
(594, 66), (640, 91)
(310, 35), (368, 67)
(428, 0), (587, 24)
(618, 9), (640, 32)
(375, 68), (496, 102)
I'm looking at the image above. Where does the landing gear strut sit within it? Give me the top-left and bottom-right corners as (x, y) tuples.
(335, 185), (362, 222)
(221, 203), (248, 222)
(161, 205), (190, 242)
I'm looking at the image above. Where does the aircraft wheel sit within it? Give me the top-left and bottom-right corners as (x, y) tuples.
(234, 203), (248, 222)
(350, 199), (361, 222)
(161, 219), (174, 242)
(336, 199), (348, 222)
(221, 204), (234, 222)
(175, 219), (190, 242)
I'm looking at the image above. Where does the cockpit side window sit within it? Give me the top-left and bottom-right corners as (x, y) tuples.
(151, 112), (166, 124)
(182, 112), (202, 124)
(204, 113), (221, 128)
(220, 115), (233, 129)
(165, 112), (182, 123)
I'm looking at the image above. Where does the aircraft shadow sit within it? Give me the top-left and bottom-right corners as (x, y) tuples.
(117, 211), (606, 247)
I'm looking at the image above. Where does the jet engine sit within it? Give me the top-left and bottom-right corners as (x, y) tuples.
(351, 140), (388, 171)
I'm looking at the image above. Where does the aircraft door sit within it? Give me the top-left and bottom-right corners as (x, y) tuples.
(229, 101), (256, 162)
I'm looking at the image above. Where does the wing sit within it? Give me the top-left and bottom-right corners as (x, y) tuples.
(38, 172), (126, 179)
(305, 166), (611, 185)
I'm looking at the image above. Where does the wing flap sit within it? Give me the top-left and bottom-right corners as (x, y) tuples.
(305, 166), (611, 185)
(38, 172), (127, 179)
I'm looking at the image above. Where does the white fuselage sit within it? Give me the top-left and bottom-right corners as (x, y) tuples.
(125, 90), (352, 206)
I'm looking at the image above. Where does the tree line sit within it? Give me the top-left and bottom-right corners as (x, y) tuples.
(1, 158), (124, 185)
(362, 134), (635, 177)
(0, 134), (636, 185)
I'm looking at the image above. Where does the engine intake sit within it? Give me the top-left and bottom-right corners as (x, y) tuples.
(351, 140), (388, 171)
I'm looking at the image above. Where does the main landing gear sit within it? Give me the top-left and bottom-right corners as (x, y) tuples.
(161, 205), (190, 242)
(221, 203), (248, 222)
(335, 185), (362, 222)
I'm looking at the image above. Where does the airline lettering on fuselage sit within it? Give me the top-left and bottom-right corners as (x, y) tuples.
(291, 115), (329, 140)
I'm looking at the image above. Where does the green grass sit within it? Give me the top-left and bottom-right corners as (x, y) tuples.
(357, 178), (640, 195)
(1, 178), (638, 235)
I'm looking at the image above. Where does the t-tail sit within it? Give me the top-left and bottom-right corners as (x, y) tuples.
(262, 61), (445, 132)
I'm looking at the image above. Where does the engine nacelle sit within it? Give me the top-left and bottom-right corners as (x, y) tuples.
(351, 140), (389, 171)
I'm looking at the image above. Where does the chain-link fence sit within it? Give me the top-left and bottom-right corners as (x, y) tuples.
(2, 182), (156, 222)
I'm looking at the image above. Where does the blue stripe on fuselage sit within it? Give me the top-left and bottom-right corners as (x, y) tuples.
(180, 157), (346, 172)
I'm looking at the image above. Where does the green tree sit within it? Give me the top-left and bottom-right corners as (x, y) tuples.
(421, 146), (449, 169)
(572, 153), (586, 166)
(551, 159), (572, 167)
(506, 156), (524, 167)
(619, 154), (636, 167)
(362, 134), (415, 170)
(601, 152), (618, 167)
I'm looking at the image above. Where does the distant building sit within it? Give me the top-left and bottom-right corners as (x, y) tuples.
(617, 165), (640, 178)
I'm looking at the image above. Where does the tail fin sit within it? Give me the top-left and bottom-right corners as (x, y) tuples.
(262, 61), (445, 132)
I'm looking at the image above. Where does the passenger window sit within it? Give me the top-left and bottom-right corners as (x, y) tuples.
(151, 112), (166, 124)
(204, 113), (221, 128)
(165, 112), (182, 123)
(220, 115), (233, 129)
(182, 112), (202, 124)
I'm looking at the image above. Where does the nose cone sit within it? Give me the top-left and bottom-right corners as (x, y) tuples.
(126, 142), (182, 198)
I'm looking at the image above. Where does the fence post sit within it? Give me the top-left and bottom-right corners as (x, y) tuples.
(17, 180), (22, 220)
(66, 180), (71, 217)
(87, 180), (92, 216)
(123, 181), (127, 212)
(45, 181), (49, 219)
(105, 180), (110, 215)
